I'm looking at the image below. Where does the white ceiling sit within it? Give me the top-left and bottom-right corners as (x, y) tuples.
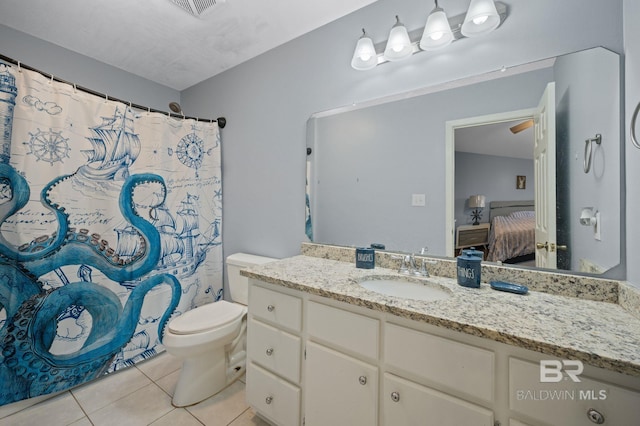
(0, 0), (378, 91)
(455, 120), (534, 160)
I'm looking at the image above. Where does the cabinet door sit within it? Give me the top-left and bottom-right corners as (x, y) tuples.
(305, 341), (378, 426)
(383, 373), (494, 426)
(509, 357), (640, 426)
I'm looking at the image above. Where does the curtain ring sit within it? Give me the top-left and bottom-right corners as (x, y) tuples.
(17, 61), (21, 72)
(73, 83), (77, 93)
(147, 107), (151, 115)
(49, 74), (54, 84)
(105, 94), (109, 103)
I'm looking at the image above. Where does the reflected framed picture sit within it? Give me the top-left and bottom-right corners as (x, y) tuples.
(516, 175), (526, 190)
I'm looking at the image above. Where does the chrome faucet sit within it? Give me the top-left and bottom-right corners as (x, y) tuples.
(417, 247), (430, 277)
(398, 254), (416, 275)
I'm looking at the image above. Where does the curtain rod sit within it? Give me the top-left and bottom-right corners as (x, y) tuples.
(0, 53), (226, 129)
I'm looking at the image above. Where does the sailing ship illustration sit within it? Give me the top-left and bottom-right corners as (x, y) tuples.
(78, 107), (140, 181)
(115, 193), (220, 288)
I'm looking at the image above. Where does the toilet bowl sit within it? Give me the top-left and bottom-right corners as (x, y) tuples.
(163, 301), (247, 407)
(162, 253), (276, 407)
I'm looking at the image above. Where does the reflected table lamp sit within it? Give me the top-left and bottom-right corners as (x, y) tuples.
(469, 195), (486, 225)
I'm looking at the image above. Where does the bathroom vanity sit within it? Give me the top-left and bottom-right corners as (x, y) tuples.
(242, 251), (640, 426)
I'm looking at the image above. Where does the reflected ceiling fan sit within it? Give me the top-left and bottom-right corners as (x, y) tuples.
(510, 119), (534, 134)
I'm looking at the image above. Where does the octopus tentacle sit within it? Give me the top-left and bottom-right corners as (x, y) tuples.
(24, 173), (165, 281)
(0, 274), (180, 403)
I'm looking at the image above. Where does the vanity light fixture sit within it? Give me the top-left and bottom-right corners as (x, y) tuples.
(461, 0), (500, 37)
(420, 0), (454, 51)
(351, 0), (506, 70)
(383, 16), (413, 61)
(351, 29), (378, 70)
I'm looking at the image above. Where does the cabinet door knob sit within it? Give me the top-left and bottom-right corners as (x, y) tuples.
(266, 348), (274, 356)
(265, 396), (273, 405)
(267, 304), (275, 312)
(587, 408), (605, 424)
(358, 375), (367, 385)
(390, 391), (400, 402)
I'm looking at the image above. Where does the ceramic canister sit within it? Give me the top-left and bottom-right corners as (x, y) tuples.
(457, 251), (481, 288)
(355, 247), (375, 269)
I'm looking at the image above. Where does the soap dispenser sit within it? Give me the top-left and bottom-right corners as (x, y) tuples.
(456, 249), (481, 288)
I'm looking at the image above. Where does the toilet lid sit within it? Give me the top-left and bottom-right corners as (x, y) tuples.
(168, 300), (244, 335)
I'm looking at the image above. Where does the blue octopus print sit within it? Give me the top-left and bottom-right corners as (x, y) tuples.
(0, 62), (223, 405)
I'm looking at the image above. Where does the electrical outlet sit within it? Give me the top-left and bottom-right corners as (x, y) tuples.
(411, 194), (426, 206)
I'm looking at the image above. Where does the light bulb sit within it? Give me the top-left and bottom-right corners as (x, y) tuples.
(419, 5), (453, 51)
(473, 15), (488, 25)
(461, 0), (500, 37)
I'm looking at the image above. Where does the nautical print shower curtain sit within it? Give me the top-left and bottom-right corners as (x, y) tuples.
(0, 62), (223, 406)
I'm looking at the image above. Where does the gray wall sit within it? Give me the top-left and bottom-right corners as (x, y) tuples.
(455, 152), (534, 228)
(625, 0), (640, 286)
(309, 68), (550, 254)
(180, 0), (625, 285)
(0, 25), (179, 110)
(1, 0), (636, 286)
(554, 48), (621, 273)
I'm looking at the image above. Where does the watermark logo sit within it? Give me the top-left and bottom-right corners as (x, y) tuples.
(540, 360), (583, 383)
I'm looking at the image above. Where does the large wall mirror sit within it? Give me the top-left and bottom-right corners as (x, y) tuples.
(307, 46), (623, 278)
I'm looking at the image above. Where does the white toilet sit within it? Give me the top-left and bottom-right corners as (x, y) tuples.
(163, 253), (276, 407)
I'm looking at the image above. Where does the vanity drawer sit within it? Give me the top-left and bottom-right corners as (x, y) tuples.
(307, 300), (379, 360)
(509, 357), (640, 426)
(247, 317), (301, 383)
(249, 285), (302, 332)
(247, 362), (300, 426)
(385, 323), (494, 404)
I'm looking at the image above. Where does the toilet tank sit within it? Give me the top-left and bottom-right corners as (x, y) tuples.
(226, 253), (277, 305)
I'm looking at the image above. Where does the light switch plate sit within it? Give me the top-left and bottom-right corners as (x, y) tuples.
(411, 194), (426, 206)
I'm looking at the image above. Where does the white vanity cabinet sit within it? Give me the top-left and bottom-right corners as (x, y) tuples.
(508, 357), (640, 426)
(246, 279), (640, 426)
(304, 301), (380, 426)
(383, 322), (495, 426)
(246, 285), (303, 426)
(383, 373), (494, 426)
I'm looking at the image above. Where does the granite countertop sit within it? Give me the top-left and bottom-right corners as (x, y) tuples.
(241, 255), (640, 378)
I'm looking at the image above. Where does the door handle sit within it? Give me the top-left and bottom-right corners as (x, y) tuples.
(536, 242), (548, 251)
(536, 242), (568, 252)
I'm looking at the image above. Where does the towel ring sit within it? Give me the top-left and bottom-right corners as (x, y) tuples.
(584, 134), (601, 173)
(632, 101), (640, 149)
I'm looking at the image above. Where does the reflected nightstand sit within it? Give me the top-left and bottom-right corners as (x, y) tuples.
(455, 223), (490, 258)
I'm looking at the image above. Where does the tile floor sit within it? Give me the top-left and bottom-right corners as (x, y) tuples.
(0, 352), (270, 426)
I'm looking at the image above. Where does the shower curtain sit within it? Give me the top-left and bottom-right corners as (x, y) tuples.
(0, 62), (223, 406)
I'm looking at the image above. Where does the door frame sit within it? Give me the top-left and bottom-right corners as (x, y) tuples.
(445, 108), (537, 257)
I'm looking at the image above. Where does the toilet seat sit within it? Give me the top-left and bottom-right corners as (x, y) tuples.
(168, 301), (244, 335)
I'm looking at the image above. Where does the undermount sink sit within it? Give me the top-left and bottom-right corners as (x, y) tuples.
(358, 277), (452, 301)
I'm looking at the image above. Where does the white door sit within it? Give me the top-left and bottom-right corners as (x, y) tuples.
(533, 82), (557, 268)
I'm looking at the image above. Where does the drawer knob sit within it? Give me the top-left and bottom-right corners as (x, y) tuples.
(266, 348), (274, 356)
(265, 396), (273, 405)
(390, 391), (400, 402)
(587, 408), (605, 424)
(358, 375), (367, 385)
(267, 304), (275, 312)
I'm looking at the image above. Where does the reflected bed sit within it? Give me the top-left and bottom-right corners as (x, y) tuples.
(487, 200), (535, 263)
